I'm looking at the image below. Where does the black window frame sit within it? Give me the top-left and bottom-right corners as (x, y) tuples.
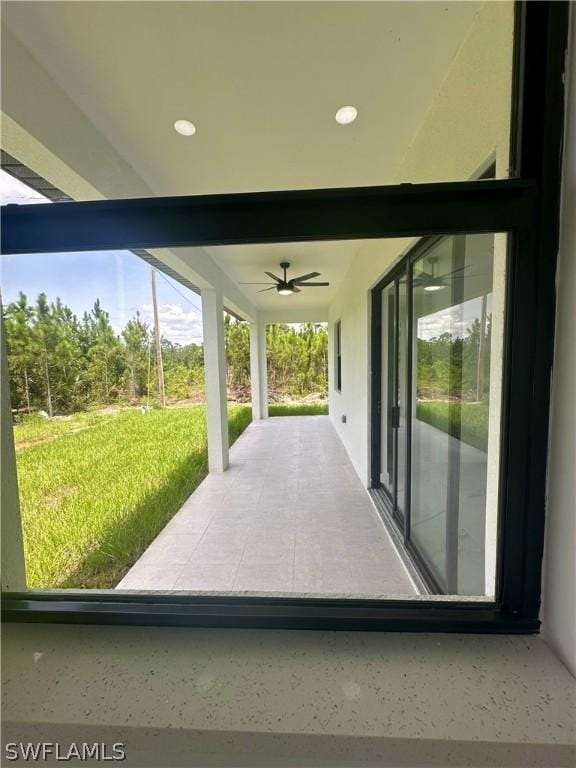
(0, 1), (568, 632)
(334, 319), (342, 393)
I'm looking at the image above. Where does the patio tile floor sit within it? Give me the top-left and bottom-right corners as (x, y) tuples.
(116, 416), (416, 597)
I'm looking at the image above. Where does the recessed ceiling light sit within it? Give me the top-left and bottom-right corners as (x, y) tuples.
(424, 284), (446, 293)
(174, 119), (196, 136)
(335, 106), (358, 125)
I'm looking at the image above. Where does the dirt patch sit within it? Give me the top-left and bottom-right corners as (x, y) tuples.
(268, 391), (327, 405)
(16, 424), (99, 451)
(166, 395), (206, 408)
(17, 434), (65, 451)
(43, 485), (78, 508)
(94, 405), (126, 416)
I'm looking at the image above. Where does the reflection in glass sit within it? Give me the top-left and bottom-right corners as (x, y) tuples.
(410, 234), (495, 594)
(380, 275), (408, 523)
(396, 276), (408, 519)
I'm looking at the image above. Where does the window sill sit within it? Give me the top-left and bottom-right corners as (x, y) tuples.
(3, 624), (574, 766)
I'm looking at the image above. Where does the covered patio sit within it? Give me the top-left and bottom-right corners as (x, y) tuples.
(117, 416), (416, 597)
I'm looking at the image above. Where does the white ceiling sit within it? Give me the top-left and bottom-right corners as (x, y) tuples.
(2, 1), (483, 312)
(207, 240), (361, 311)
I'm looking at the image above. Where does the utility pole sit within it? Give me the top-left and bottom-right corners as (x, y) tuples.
(151, 267), (166, 406)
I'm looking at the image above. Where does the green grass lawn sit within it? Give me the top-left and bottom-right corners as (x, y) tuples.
(415, 400), (488, 452)
(268, 402), (328, 416)
(15, 405), (252, 589)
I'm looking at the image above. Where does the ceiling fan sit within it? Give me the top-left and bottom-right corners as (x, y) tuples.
(413, 256), (480, 293)
(240, 262), (330, 296)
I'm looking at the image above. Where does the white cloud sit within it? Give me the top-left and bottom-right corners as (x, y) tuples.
(418, 311), (470, 341)
(417, 296), (486, 341)
(139, 302), (203, 346)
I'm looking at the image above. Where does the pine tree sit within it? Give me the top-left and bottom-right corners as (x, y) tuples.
(51, 298), (84, 413)
(122, 313), (149, 401)
(87, 300), (124, 404)
(4, 292), (37, 414)
(34, 293), (55, 417)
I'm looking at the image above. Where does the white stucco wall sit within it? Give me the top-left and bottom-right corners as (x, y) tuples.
(541, 11), (576, 678)
(327, 1), (514, 486)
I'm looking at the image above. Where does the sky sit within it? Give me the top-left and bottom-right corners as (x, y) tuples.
(417, 293), (493, 342)
(0, 171), (204, 345)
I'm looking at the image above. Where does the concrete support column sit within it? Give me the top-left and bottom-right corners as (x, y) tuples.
(1, 305), (26, 590)
(249, 321), (268, 419)
(201, 289), (229, 472)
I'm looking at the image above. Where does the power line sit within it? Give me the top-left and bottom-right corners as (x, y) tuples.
(155, 270), (203, 314)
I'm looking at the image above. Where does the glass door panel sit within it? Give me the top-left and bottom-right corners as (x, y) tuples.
(409, 234), (496, 594)
(380, 282), (396, 500)
(374, 232), (502, 596)
(396, 275), (408, 521)
(380, 272), (408, 526)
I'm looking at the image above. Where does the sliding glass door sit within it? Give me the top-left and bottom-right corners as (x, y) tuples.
(374, 233), (502, 596)
(380, 281), (396, 499)
(380, 274), (408, 525)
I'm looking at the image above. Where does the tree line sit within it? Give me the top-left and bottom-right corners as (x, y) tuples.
(224, 317), (328, 400)
(3, 292), (328, 417)
(416, 314), (492, 402)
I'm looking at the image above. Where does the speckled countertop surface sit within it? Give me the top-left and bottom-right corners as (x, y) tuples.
(3, 625), (574, 747)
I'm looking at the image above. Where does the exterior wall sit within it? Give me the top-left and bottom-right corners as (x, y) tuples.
(328, 1), (514, 487)
(541, 10), (576, 678)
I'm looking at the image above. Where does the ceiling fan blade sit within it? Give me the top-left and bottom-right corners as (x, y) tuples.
(436, 264), (473, 280)
(296, 282), (330, 287)
(292, 271), (321, 283)
(239, 282), (275, 285)
(265, 271), (282, 283)
(422, 274), (485, 282)
(292, 286), (301, 293)
(448, 274), (485, 279)
(257, 286), (276, 293)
